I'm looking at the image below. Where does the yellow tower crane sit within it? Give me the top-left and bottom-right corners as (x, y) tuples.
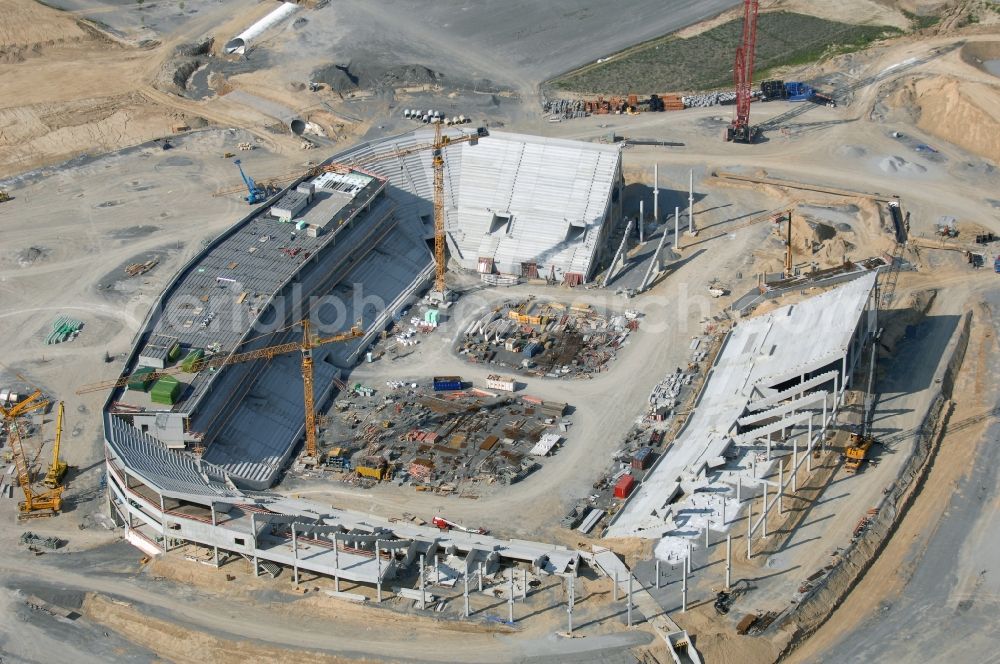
(43, 401), (67, 489)
(772, 208), (794, 276)
(2, 391), (63, 518)
(77, 320), (363, 460)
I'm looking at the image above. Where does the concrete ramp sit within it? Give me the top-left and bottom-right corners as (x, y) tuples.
(666, 631), (703, 664)
(592, 546), (702, 663)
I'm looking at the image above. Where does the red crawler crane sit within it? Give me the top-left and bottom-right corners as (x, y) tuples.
(726, 0), (760, 143)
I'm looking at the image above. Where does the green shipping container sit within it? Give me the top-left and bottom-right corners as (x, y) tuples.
(166, 341), (182, 362)
(181, 348), (204, 372)
(127, 367), (156, 392)
(150, 376), (183, 405)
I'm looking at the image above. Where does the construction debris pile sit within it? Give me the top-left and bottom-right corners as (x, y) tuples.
(456, 298), (638, 379)
(317, 381), (571, 493)
(542, 87), (760, 120)
(682, 90), (738, 107)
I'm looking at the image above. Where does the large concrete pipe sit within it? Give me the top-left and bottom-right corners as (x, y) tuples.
(224, 2), (299, 55)
(223, 90), (306, 135)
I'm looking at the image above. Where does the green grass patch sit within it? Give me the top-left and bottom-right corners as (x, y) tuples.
(901, 9), (941, 30)
(548, 11), (902, 95)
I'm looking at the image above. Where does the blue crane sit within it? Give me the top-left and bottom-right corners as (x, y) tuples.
(233, 159), (265, 204)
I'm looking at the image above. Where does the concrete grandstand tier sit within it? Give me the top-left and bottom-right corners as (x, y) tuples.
(105, 415), (582, 589)
(105, 165), (434, 489)
(336, 129), (623, 283)
(606, 273), (878, 539)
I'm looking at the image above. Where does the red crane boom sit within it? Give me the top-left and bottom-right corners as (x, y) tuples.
(727, 0), (760, 143)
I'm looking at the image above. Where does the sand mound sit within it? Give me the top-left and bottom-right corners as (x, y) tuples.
(883, 74), (1000, 165)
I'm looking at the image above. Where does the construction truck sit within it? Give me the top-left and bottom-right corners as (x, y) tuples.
(432, 516), (489, 535)
(0, 190), (10, 203)
(843, 433), (875, 473)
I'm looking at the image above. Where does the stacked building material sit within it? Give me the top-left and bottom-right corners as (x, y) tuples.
(44, 316), (83, 345)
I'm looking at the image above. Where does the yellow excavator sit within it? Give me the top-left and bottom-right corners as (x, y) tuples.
(843, 433), (875, 473)
(43, 401), (67, 489)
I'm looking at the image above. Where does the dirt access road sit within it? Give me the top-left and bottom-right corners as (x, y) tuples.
(0, 545), (652, 664)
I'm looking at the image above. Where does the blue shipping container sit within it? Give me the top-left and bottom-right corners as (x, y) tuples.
(784, 81), (814, 102)
(433, 376), (462, 391)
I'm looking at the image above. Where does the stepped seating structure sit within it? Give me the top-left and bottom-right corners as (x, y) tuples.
(337, 129), (622, 282)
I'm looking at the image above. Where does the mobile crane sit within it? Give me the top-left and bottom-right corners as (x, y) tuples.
(726, 0), (761, 143)
(77, 320), (364, 460)
(234, 159), (266, 204)
(2, 391), (63, 518)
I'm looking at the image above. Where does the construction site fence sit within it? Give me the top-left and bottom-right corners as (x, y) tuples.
(774, 309), (972, 655)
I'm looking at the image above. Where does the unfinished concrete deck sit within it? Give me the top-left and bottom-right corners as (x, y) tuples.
(607, 273), (877, 539)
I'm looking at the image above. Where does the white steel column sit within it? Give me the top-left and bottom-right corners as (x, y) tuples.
(747, 508), (753, 559)
(807, 413), (814, 472)
(688, 169), (695, 233)
(464, 572), (470, 617)
(627, 574), (633, 627)
(778, 459), (784, 514)
(653, 164), (659, 222)
(793, 439), (799, 492)
(681, 557), (688, 612)
(725, 535), (732, 590)
(762, 484), (768, 538)
(567, 574), (575, 634)
(639, 200), (645, 243)
(508, 569), (515, 623)
(674, 206), (680, 249)
(376, 539), (382, 603)
(251, 513), (258, 576)
(334, 534), (341, 591)
(420, 553), (426, 609)
(292, 523), (299, 585)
